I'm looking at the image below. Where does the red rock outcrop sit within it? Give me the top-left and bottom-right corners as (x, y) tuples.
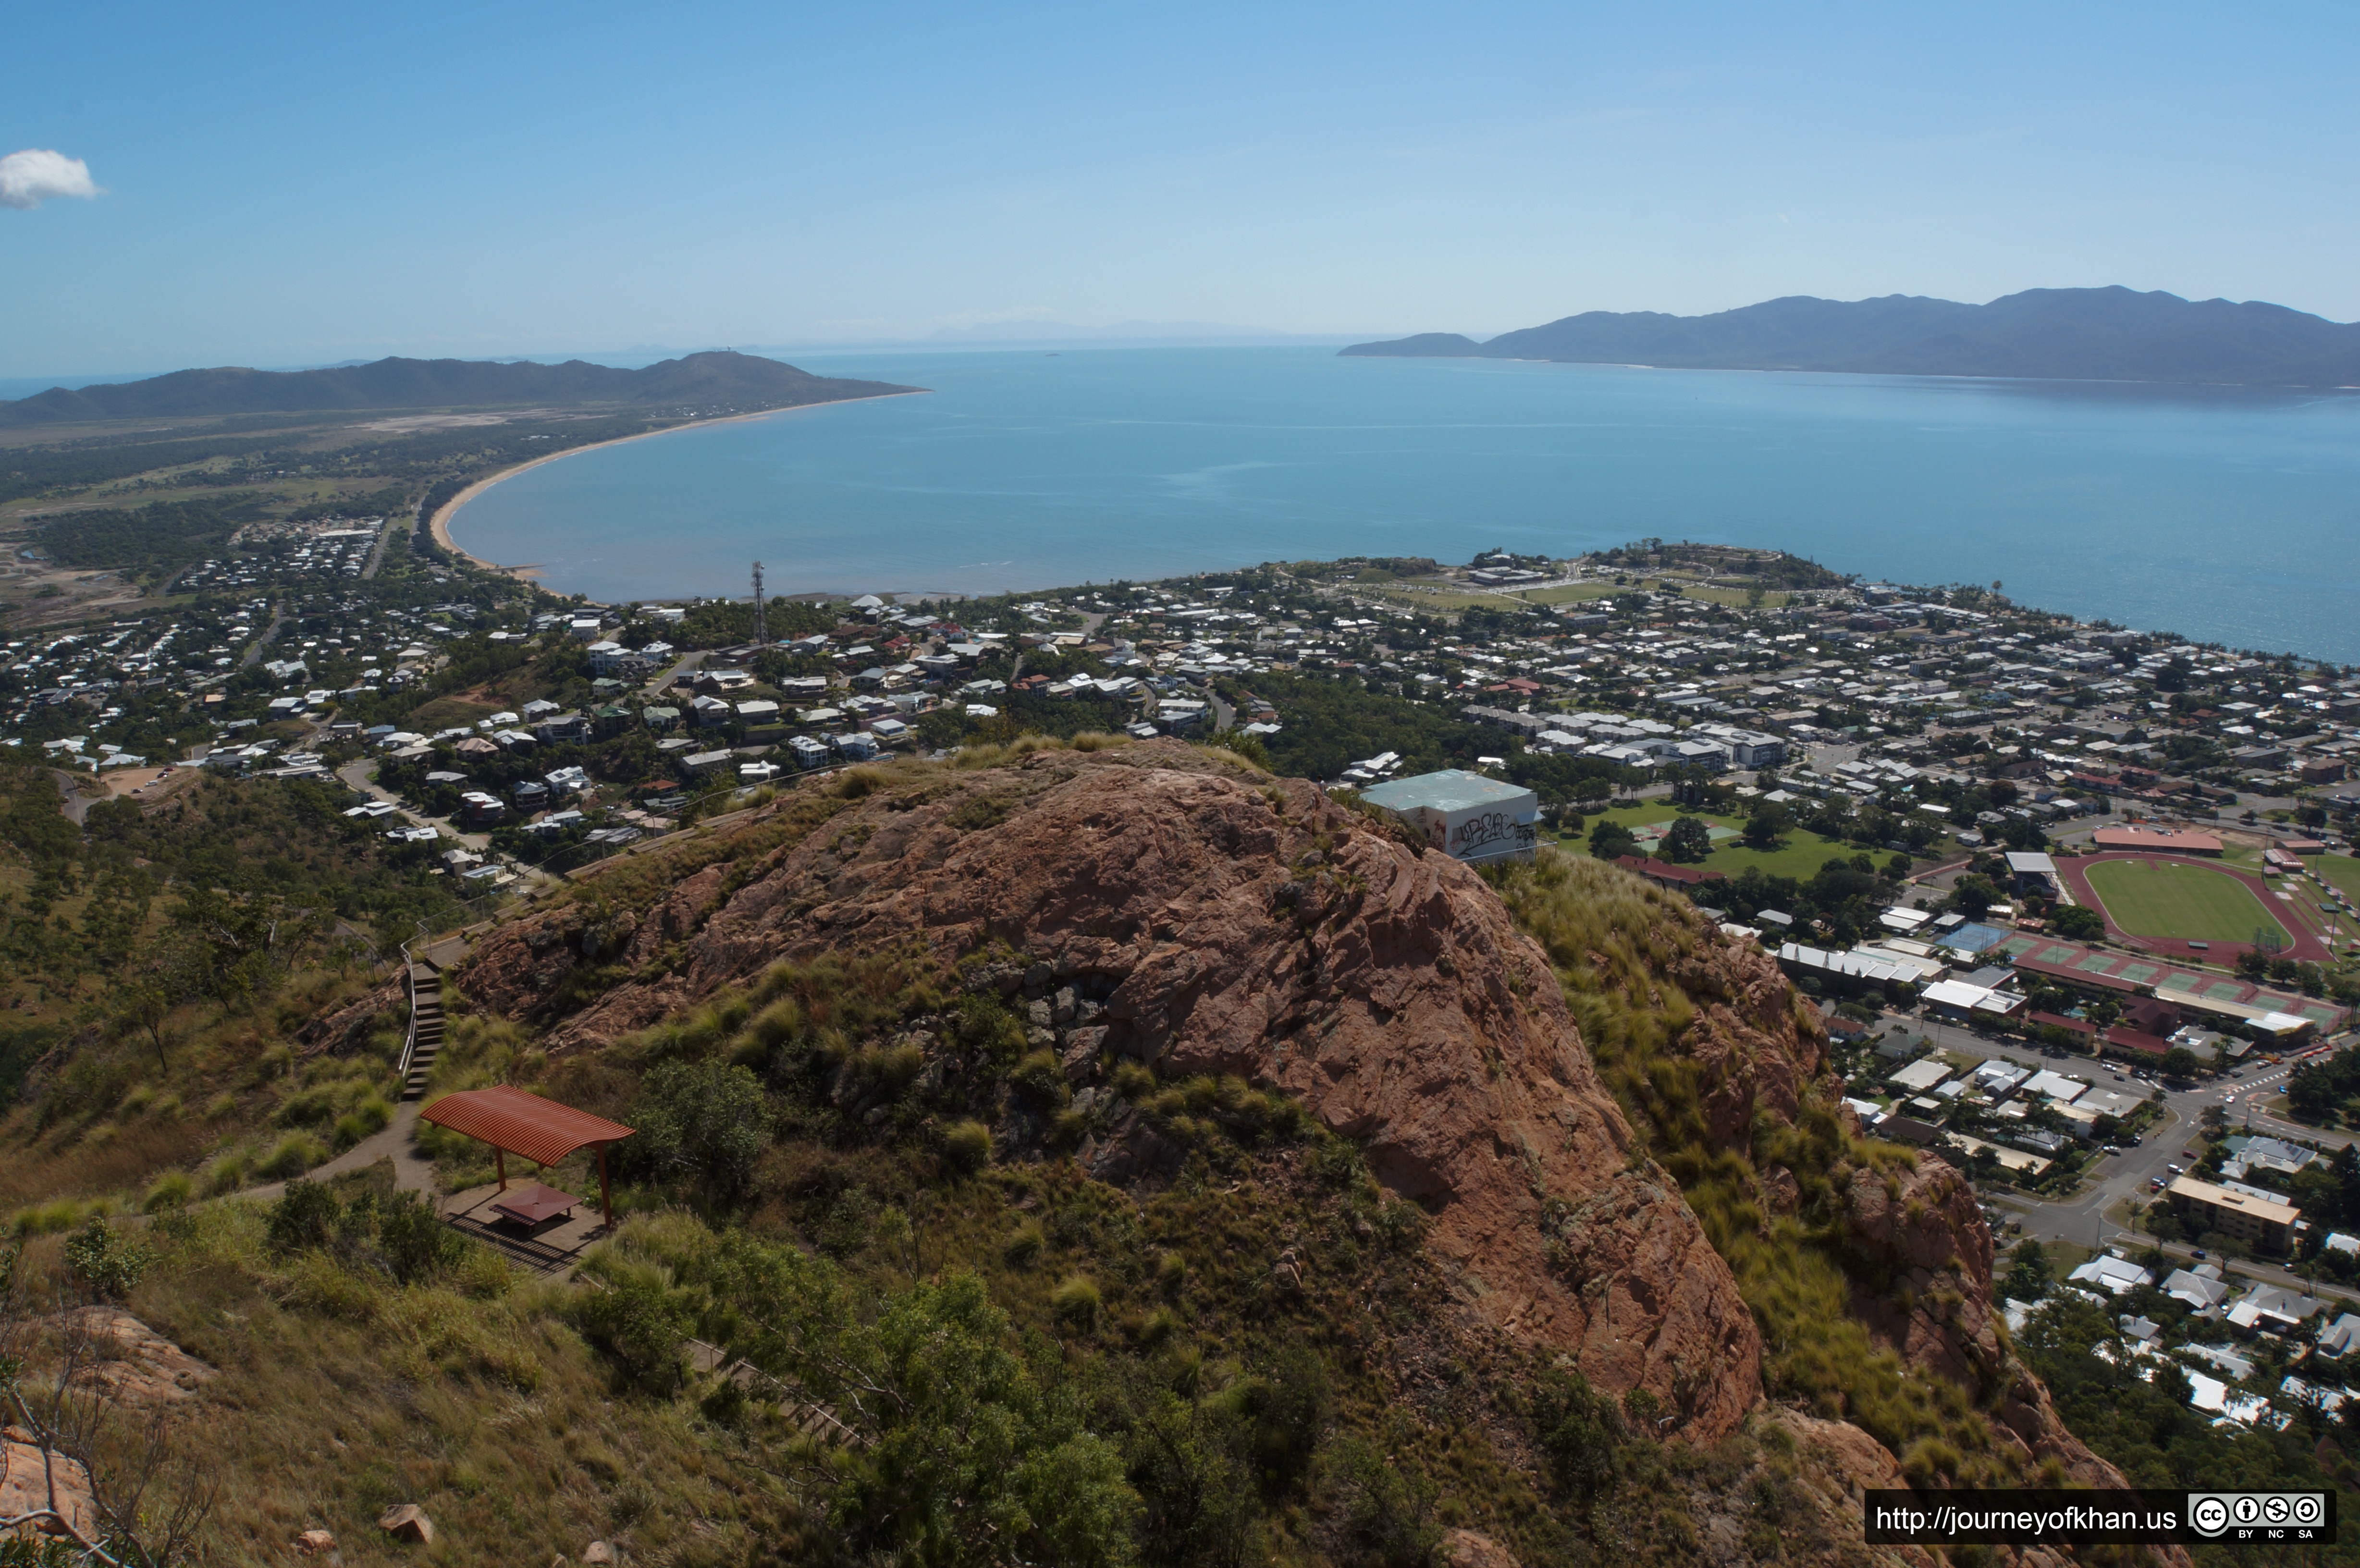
(62, 1307), (217, 1408)
(462, 740), (2145, 1522)
(1641, 886), (2145, 1495)
(0, 1425), (98, 1542)
(466, 744), (1765, 1437)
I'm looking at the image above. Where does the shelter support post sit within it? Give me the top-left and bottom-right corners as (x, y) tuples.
(496, 1147), (506, 1191)
(598, 1144), (613, 1231)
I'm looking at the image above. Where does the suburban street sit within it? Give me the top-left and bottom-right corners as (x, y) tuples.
(1868, 1002), (2360, 1308)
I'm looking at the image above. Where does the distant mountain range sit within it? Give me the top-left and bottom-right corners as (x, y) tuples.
(0, 351), (917, 427)
(1341, 287), (2360, 386)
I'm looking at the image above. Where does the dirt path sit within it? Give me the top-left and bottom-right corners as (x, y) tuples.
(239, 1100), (432, 1205)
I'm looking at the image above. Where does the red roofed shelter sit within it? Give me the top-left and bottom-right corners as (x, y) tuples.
(420, 1084), (634, 1229)
(2091, 826), (2223, 856)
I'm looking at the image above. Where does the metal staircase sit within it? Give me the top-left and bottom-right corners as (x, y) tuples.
(398, 960), (444, 1102)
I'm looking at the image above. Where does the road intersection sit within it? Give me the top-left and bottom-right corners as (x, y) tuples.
(1867, 1006), (2360, 1307)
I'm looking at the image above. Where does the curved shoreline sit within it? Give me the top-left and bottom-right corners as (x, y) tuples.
(428, 390), (929, 586)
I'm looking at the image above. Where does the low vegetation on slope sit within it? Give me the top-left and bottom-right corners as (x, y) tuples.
(1497, 854), (2032, 1486)
(2, 737), (2223, 1564)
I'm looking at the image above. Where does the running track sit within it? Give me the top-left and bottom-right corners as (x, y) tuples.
(2053, 851), (2334, 965)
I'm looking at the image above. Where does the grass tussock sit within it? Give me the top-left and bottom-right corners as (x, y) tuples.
(1497, 851), (2021, 1486)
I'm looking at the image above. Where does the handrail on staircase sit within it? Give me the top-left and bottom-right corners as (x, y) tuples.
(395, 920), (429, 1086)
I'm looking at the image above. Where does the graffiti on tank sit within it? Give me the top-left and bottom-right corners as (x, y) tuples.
(1450, 812), (1536, 857)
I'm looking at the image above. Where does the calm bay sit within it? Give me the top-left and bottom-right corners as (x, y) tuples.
(448, 346), (2360, 662)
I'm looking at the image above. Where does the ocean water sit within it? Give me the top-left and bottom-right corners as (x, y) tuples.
(448, 346), (2360, 662)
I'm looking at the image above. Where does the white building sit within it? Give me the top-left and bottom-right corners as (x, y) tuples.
(1359, 769), (1541, 864)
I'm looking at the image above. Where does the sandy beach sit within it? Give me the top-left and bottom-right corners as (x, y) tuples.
(427, 390), (927, 584)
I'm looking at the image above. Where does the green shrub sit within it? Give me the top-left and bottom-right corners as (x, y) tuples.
(375, 1190), (465, 1284)
(142, 1172), (193, 1213)
(630, 1059), (775, 1201)
(571, 1267), (692, 1394)
(267, 1180), (342, 1253)
(64, 1217), (153, 1299)
(1322, 1434), (1441, 1567)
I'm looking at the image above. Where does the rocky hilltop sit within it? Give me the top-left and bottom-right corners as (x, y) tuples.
(463, 737), (2149, 1557)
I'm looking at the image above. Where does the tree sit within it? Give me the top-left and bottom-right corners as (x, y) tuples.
(799, 1270), (1139, 1564)
(1743, 805), (1787, 850)
(2050, 905), (2106, 942)
(2160, 1047), (2203, 1081)
(1589, 820), (1636, 861)
(631, 1060), (775, 1201)
(2002, 1239), (2054, 1302)
(1884, 851), (1913, 880)
(1953, 875), (2001, 918)
(1662, 816), (1711, 863)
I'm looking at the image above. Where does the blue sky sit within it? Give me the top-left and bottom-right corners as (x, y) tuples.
(5, 1), (2357, 379)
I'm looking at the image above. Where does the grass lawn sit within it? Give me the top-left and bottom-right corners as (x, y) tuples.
(1573, 802), (1873, 881)
(2307, 851), (2360, 905)
(401, 694), (507, 731)
(1516, 584), (1621, 605)
(1362, 580), (1528, 612)
(2084, 857), (2291, 945)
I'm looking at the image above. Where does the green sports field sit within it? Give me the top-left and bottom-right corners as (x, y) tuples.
(2307, 851), (2360, 905)
(2084, 858), (2291, 945)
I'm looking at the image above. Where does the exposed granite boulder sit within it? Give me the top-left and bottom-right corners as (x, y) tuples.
(0, 1426), (98, 1542)
(63, 1307), (217, 1406)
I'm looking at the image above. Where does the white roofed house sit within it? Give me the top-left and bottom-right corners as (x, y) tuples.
(1886, 1057), (1951, 1095)
(532, 710), (593, 746)
(1921, 978), (2028, 1022)
(2065, 1254), (2152, 1297)
(2226, 1283), (2324, 1334)
(2020, 1070), (2090, 1105)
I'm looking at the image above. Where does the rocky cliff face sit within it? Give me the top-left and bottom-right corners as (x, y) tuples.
(1634, 884), (2139, 1494)
(462, 740), (2132, 1534)
(470, 744), (1763, 1436)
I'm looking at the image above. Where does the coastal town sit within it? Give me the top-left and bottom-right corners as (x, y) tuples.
(17, 10), (2360, 1556)
(13, 522), (2360, 1465)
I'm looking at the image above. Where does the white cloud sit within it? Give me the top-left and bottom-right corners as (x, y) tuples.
(0, 149), (100, 211)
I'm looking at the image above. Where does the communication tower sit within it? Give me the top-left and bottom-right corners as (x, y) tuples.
(751, 560), (767, 646)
